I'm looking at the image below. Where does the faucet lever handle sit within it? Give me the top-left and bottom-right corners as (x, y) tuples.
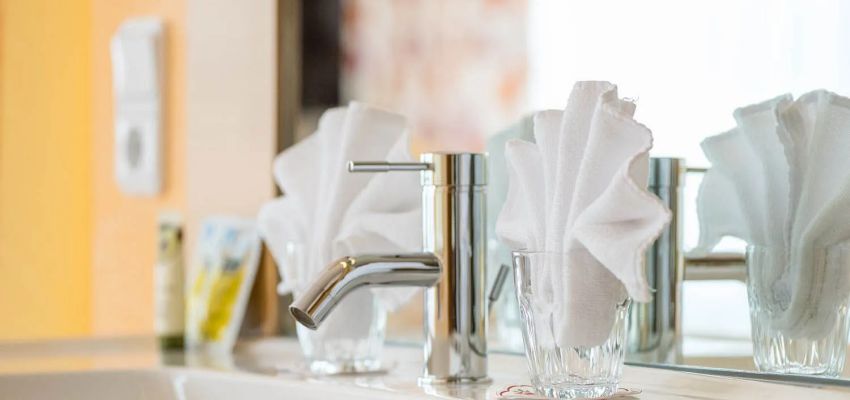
(347, 161), (430, 173)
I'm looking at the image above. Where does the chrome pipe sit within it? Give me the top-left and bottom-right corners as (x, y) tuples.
(347, 161), (430, 172)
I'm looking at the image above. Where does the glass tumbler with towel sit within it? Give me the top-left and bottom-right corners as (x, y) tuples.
(496, 82), (671, 398)
(513, 250), (631, 399)
(694, 90), (850, 377)
(746, 244), (850, 376)
(256, 103), (422, 376)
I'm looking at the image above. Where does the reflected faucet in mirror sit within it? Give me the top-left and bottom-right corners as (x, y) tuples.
(628, 158), (685, 360)
(290, 153), (490, 384)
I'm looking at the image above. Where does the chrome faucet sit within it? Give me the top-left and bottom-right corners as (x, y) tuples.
(289, 153), (489, 384)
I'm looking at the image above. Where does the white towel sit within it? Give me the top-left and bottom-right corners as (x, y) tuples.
(695, 90), (850, 339)
(257, 102), (421, 339)
(497, 81), (671, 347)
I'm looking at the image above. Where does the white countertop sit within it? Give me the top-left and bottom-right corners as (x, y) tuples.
(1, 336), (849, 399)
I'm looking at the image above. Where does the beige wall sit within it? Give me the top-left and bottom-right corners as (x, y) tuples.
(185, 0), (278, 254)
(91, 0), (278, 336)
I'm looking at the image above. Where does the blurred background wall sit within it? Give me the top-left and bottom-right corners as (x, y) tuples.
(0, 0), (277, 340)
(0, 0), (94, 341)
(0, 0), (527, 341)
(90, 0), (187, 337)
(184, 0), (279, 336)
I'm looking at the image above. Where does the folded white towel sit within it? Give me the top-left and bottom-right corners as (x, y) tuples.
(257, 102), (421, 339)
(695, 90), (850, 339)
(497, 81), (671, 347)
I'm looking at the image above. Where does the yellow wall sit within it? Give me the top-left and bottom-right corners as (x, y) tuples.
(90, 0), (186, 336)
(0, 0), (93, 340)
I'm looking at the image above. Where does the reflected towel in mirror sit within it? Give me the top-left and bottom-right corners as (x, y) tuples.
(695, 90), (850, 339)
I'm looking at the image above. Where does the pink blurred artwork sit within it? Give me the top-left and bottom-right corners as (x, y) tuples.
(341, 0), (528, 152)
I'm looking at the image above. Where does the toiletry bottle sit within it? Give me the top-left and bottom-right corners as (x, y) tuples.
(186, 218), (262, 352)
(155, 213), (186, 349)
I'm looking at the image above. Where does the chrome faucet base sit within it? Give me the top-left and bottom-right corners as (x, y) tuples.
(290, 152), (489, 384)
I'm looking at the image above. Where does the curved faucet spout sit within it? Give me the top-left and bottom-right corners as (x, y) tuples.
(289, 253), (441, 330)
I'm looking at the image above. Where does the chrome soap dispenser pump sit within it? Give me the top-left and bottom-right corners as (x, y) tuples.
(289, 152), (489, 384)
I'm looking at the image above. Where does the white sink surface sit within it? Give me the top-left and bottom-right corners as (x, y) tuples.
(0, 368), (431, 400)
(2, 337), (850, 399)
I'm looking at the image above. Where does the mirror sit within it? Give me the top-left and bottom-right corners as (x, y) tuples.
(287, 0), (850, 383)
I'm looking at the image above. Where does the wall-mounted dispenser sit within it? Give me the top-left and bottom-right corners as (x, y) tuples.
(110, 17), (164, 196)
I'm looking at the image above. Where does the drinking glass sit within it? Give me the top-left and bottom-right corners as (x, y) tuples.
(294, 290), (386, 374)
(512, 250), (631, 399)
(746, 244), (850, 376)
(278, 242), (387, 375)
